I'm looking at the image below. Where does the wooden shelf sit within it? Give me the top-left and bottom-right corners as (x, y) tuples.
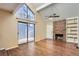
(67, 26), (77, 28)
(70, 30), (77, 32)
(67, 33), (77, 35)
(67, 37), (77, 39)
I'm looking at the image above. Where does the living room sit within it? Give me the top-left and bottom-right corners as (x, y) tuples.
(0, 3), (79, 56)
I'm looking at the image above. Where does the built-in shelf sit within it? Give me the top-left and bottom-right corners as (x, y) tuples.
(67, 37), (77, 39)
(67, 26), (77, 28)
(70, 30), (77, 32)
(66, 17), (78, 43)
(67, 33), (77, 35)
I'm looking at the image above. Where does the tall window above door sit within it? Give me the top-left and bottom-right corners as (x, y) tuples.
(16, 4), (28, 20)
(16, 4), (35, 21)
(28, 7), (34, 21)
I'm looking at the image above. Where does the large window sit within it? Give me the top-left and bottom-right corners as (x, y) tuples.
(28, 8), (34, 21)
(16, 4), (28, 19)
(16, 4), (34, 21)
(17, 4), (35, 44)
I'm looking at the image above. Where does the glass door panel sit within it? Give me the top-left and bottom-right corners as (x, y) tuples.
(28, 24), (35, 42)
(18, 22), (27, 44)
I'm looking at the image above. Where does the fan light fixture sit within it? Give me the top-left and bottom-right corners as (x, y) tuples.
(48, 17), (53, 20)
(45, 13), (60, 20)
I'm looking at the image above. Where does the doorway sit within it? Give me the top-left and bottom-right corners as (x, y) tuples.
(18, 22), (35, 44)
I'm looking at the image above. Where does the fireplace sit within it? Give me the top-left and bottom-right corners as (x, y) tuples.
(53, 20), (66, 41)
(55, 34), (63, 40)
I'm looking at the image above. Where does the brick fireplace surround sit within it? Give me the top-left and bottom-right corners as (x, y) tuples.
(53, 20), (66, 41)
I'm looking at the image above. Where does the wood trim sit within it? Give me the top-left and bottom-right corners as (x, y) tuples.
(5, 46), (18, 50)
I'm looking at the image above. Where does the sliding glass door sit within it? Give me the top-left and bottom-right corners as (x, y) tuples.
(18, 22), (27, 44)
(18, 22), (35, 44)
(28, 23), (35, 42)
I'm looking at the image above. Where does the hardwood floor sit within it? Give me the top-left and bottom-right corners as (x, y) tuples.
(0, 39), (79, 56)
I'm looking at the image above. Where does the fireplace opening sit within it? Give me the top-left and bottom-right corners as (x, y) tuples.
(55, 34), (63, 40)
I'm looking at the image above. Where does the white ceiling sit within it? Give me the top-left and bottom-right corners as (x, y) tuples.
(39, 3), (79, 22)
(0, 3), (48, 13)
(31, 3), (45, 8)
(0, 3), (55, 22)
(38, 3), (63, 21)
(32, 3), (52, 11)
(0, 3), (20, 12)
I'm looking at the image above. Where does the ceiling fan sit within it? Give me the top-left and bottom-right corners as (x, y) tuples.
(45, 13), (60, 19)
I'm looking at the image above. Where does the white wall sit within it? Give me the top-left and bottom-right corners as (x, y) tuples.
(0, 10), (18, 50)
(46, 22), (53, 39)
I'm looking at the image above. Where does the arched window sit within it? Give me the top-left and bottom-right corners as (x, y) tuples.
(16, 4), (35, 21)
(28, 7), (34, 21)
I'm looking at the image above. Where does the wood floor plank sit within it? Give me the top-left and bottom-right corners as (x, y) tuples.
(0, 39), (79, 56)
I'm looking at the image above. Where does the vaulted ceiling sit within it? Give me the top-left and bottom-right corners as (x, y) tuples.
(0, 3), (53, 21)
(0, 3), (21, 13)
(31, 3), (45, 8)
(0, 3), (48, 13)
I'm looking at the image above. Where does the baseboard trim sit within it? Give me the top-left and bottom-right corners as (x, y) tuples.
(0, 48), (5, 50)
(45, 38), (53, 40)
(35, 38), (48, 43)
(5, 46), (18, 50)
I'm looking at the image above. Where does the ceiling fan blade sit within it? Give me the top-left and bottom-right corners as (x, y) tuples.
(45, 14), (60, 19)
(54, 15), (60, 17)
